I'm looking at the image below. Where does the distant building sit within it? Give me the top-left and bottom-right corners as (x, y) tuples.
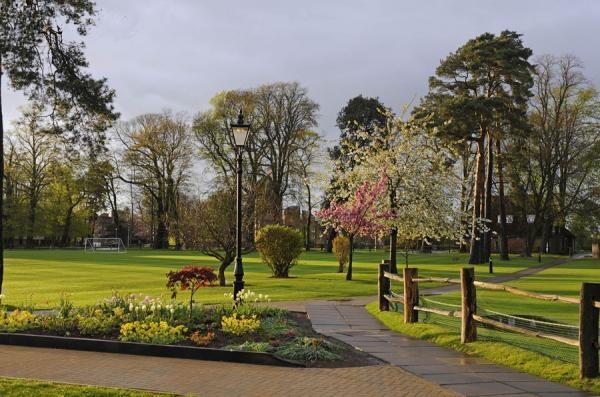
(491, 196), (575, 255)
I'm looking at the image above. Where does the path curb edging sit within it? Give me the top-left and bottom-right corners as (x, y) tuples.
(0, 332), (304, 367)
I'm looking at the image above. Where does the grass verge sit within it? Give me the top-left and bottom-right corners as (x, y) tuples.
(0, 377), (177, 397)
(365, 301), (600, 395)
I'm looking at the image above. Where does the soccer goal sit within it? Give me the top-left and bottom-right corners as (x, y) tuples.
(84, 237), (127, 253)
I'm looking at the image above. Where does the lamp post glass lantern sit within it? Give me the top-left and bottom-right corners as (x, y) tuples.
(231, 109), (251, 300)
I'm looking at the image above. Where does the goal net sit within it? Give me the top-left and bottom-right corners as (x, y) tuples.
(84, 237), (127, 253)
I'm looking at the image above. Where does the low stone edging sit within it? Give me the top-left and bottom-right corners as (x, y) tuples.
(0, 332), (304, 367)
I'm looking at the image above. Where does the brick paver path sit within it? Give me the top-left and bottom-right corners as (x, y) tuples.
(0, 344), (458, 396)
(307, 298), (593, 397)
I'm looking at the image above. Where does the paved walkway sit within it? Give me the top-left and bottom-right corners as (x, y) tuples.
(305, 257), (592, 397)
(0, 345), (457, 397)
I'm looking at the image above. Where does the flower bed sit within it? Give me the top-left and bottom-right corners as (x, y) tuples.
(0, 290), (378, 367)
(0, 265), (380, 367)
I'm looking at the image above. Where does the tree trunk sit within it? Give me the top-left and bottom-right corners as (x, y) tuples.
(469, 136), (485, 264)
(326, 227), (336, 252)
(0, 53), (4, 294)
(61, 206), (75, 247)
(154, 197), (169, 249)
(482, 133), (494, 263)
(496, 140), (509, 260)
(592, 239), (599, 259)
(346, 234), (354, 281)
(305, 183), (311, 251)
(389, 189), (398, 273)
(218, 256), (234, 286)
(26, 199), (36, 249)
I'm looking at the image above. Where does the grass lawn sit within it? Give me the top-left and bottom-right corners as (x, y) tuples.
(421, 258), (600, 325)
(1, 249), (556, 309)
(366, 301), (600, 395)
(0, 377), (176, 397)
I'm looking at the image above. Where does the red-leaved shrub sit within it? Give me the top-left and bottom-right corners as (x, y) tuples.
(166, 265), (217, 324)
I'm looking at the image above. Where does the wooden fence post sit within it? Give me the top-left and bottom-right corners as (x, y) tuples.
(461, 267), (477, 343)
(378, 261), (391, 311)
(403, 267), (418, 323)
(579, 283), (600, 379)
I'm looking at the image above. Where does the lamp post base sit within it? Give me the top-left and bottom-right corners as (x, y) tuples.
(233, 279), (245, 300)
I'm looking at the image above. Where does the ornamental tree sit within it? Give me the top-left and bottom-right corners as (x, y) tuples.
(354, 117), (462, 269)
(316, 177), (390, 280)
(166, 265), (217, 324)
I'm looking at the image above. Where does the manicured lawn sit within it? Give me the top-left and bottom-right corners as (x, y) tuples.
(0, 377), (175, 397)
(2, 249), (557, 309)
(423, 258), (600, 325)
(366, 301), (600, 395)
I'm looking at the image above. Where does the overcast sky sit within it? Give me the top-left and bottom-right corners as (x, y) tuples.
(3, 0), (600, 144)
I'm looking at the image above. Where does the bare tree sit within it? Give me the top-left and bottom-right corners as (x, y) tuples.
(509, 54), (600, 255)
(254, 82), (319, 222)
(290, 130), (323, 250)
(179, 189), (252, 286)
(13, 106), (57, 248)
(116, 112), (193, 249)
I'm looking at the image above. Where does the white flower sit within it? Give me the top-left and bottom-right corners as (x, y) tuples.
(170, 308), (175, 314)
(141, 305), (147, 311)
(151, 304), (156, 311)
(129, 303), (134, 311)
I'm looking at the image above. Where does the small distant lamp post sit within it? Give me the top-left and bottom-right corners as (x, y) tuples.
(230, 109), (251, 300)
(526, 214), (539, 262)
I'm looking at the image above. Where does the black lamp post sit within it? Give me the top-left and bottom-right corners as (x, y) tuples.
(230, 109), (251, 300)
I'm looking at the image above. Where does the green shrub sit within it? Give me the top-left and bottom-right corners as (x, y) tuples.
(276, 337), (342, 361)
(332, 236), (350, 273)
(0, 310), (36, 332)
(119, 321), (187, 344)
(255, 225), (303, 277)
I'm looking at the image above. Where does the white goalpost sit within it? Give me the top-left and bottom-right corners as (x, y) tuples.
(84, 237), (127, 253)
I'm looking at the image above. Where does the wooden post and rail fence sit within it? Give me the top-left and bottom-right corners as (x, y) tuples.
(377, 261), (600, 379)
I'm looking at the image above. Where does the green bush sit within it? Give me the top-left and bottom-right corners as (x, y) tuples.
(332, 236), (350, 273)
(255, 225), (303, 277)
(276, 337), (342, 361)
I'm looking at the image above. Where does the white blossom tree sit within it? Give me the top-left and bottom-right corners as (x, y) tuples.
(329, 112), (461, 270)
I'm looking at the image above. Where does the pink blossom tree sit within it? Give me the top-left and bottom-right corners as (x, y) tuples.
(316, 176), (390, 280)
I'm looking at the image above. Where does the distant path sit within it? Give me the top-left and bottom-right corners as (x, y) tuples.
(269, 257), (570, 312)
(425, 257), (569, 295)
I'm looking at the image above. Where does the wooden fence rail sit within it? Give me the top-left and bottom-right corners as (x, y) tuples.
(377, 265), (600, 379)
